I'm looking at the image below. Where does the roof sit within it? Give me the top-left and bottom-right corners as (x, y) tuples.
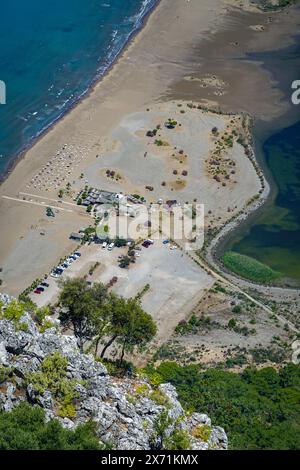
(70, 232), (84, 240)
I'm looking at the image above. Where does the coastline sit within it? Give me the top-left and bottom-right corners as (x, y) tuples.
(0, 0), (161, 185)
(0, 0), (300, 296)
(210, 31), (300, 285)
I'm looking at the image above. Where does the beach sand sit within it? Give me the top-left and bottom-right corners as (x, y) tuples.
(0, 0), (299, 296)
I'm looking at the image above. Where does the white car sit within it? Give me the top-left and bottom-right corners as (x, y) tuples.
(50, 272), (59, 278)
(170, 245), (177, 251)
(108, 243), (115, 251)
(102, 242), (108, 249)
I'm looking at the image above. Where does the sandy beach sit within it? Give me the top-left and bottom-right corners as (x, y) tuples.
(0, 0), (299, 296)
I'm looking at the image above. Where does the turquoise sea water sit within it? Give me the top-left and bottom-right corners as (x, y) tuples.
(0, 0), (157, 176)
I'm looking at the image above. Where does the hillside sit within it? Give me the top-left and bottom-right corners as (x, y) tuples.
(0, 311), (227, 451)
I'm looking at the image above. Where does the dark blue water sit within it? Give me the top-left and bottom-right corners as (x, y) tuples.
(224, 31), (300, 283)
(0, 0), (157, 177)
(230, 120), (300, 281)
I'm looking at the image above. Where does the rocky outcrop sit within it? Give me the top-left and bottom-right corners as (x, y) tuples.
(0, 313), (227, 450)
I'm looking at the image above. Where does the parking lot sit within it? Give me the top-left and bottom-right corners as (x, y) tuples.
(30, 239), (214, 342)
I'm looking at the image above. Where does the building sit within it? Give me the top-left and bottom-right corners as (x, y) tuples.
(69, 232), (85, 241)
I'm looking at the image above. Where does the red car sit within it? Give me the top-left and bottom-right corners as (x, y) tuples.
(34, 289), (42, 294)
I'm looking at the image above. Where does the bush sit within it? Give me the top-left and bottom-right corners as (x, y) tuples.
(26, 352), (80, 417)
(192, 424), (211, 442)
(0, 403), (105, 450)
(165, 429), (191, 450)
(232, 305), (242, 314)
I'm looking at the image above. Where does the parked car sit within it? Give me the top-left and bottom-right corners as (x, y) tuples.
(34, 289), (42, 294)
(36, 287), (45, 292)
(74, 252), (81, 257)
(108, 243), (115, 251)
(40, 282), (49, 288)
(50, 272), (59, 278)
(102, 242), (108, 249)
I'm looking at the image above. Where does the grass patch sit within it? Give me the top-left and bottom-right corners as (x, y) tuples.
(222, 251), (282, 283)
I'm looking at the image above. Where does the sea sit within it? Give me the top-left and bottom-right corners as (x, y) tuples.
(0, 0), (157, 176)
(0, 0), (300, 281)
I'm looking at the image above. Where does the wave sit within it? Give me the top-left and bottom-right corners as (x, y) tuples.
(0, 0), (159, 180)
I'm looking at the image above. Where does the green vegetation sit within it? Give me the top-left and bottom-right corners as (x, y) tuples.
(232, 305), (242, 314)
(0, 300), (28, 331)
(58, 278), (157, 360)
(257, 0), (299, 11)
(149, 362), (300, 449)
(222, 251), (282, 283)
(154, 139), (169, 147)
(118, 255), (133, 269)
(0, 403), (105, 450)
(250, 347), (287, 364)
(165, 428), (191, 450)
(149, 411), (190, 450)
(192, 424), (211, 442)
(26, 352), (80, 419)
(175, 314), (215, 335)
(34, 306), (54, 333)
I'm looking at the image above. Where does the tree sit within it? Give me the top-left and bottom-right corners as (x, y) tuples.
(0, 403), (105, 450)
(118, 255), (132, 269)
(154, 362), (300, 450)
(100, 296), (157, 361)
(58, 279), (108, 353)
(90, 289), (114, 356)
(114, 237), (127, 248)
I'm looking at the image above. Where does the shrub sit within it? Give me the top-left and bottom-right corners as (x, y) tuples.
(192, 424), (211, 442)
(165, 428), (191, 450)
(0, 403), (106, 450)
(232, 305), (242, 314)
(26, 352), (80, 417)
(1, 300), (25, 324)
(228, 319), (237, 329)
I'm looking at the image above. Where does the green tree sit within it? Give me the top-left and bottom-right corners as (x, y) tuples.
(58, 279), (107, 353)
(153, 362), (300, 450)
(100, 296), (157, 361)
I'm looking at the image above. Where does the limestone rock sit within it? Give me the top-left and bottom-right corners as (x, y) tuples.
(0, 313), (228, 451)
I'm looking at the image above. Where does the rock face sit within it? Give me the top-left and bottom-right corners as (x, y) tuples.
(0, 314), (227, 450)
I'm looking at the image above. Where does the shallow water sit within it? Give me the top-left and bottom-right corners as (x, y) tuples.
(230, 120), (300, 281)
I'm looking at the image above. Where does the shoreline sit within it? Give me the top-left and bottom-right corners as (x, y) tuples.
(211, 36), (300, 285)
(0, 0), (161, 185)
